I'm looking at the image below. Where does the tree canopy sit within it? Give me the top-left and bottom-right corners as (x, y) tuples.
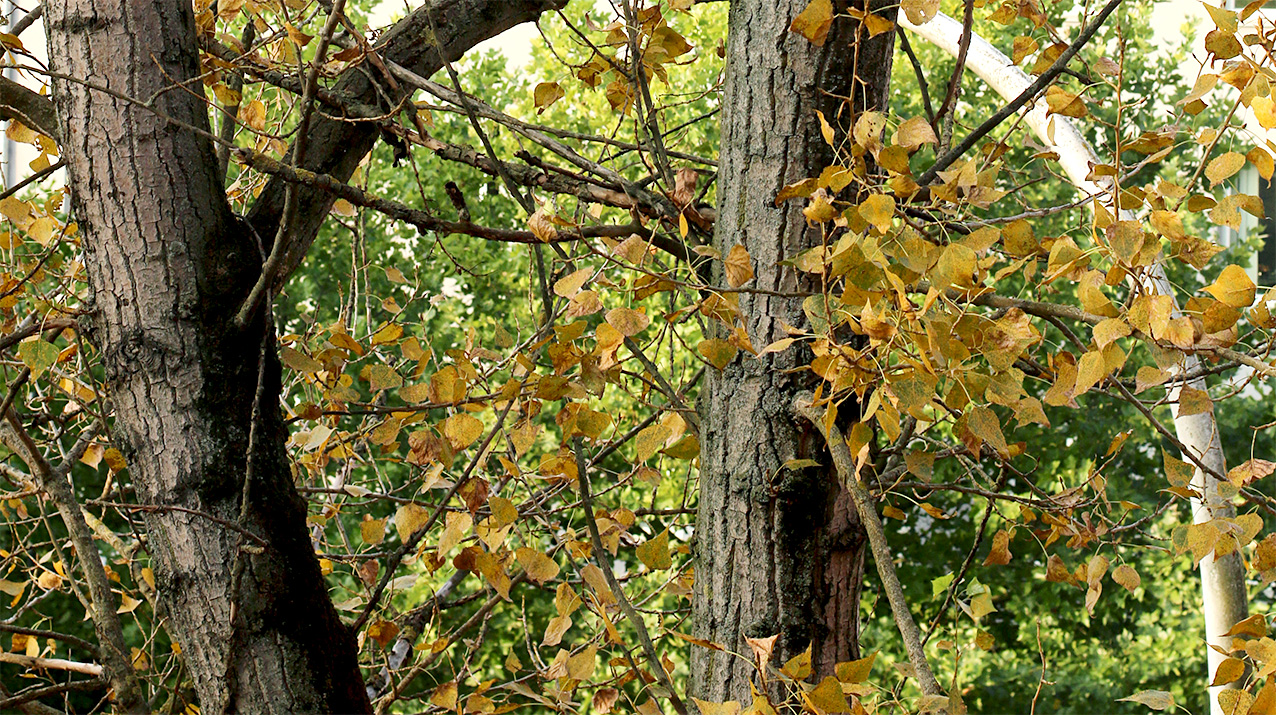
(0, 0), (1272, 714)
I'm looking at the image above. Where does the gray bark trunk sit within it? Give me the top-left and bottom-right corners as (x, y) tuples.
(46, 2), (371, 712)
(693, 0), (896, 703)
(41, 0), (563, 711)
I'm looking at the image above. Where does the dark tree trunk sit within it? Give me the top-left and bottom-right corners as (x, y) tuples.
(43, 0), (561, 711)
(46, 2), (370, 712)
(692, 0), (896, 703)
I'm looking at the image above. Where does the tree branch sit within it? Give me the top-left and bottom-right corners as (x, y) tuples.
(913, 0), (1124, 186)
(244, 0), (568, 289)
(0, 76), (58, 142)
(571, 437), (688, 715)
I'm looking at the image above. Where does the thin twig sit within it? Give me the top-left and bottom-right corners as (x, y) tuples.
(234, 0), (348, 328)
(0, 412), (144, 710)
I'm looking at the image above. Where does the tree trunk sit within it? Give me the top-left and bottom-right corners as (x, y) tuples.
(693, 0), (896, 703)
(42, 1), (566, 711)
(46, 2), (371, 712)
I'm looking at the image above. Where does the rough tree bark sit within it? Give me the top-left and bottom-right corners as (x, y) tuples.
(40, 0), (560, 711)
(692, 0), (896, 702)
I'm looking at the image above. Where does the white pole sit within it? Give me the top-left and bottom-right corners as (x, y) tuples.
(3, 0), (17, 192)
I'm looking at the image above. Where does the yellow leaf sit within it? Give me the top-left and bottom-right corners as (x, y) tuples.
(36, 570), (61, 590)
(691, 699), (741, 715)
(1177, 386), (1213, 417)
(662, 434), (700, 459)
(368, 364), (402, 391)
(430, 681), (458, 709)
(528, 210), (558, 242)
(1205, 151), (1246, 186)
(593, 688), (620, 714)
(395, 503), (431, 543)
(789, 0), (833, 46)
(567, 645), (597, 680)
(284, 21), (313, 47)
(1092, 318), (1131, 348)
(863, 12), (894, 36)
(605, 307), (650, 336)
(116, 593), (142, 614)
(982, 529), (1012, 566)
(901, 0), (940, 24)
(1204, 264), (1256, 308)
(1116, 690), (1174, 711)
(241, 99), (266, 131)
(1211, 657), (1246, 687)
(1255, 95), (1276, 130)
(1045, 86), (1087, 118)
(366, 620), (399, 648)
(1112, 564), (1140, 592)
(697, 338), (738, 369)
(26, 216), (57, 246)
(441, 413), (485, 450)
(803, 193), (839, 224)
(966, 405), (1007, 456)
(212, 83), (241, 106)
(1012, 35), (1039, 64)
(1164, 451), (1196, 488)
(1204, 3), (1239, 33)
(835, 651), (877, 683)
(807, 676), (850, 713)
(1072, 350), (1109, 396)
(103, 448), (128, 472)
(553, 268), (592, 298)
(894, 116), (938, 149)
(370, 323), (403, 346)
(436, 510), (471, 555)
(533, 81), (565, 113)
(1228, 459), (1276, 487)
(635, 424), (672, 462)
(515, 547), (561, 584)
(1249, 147), (1275, 181)
(565, 289), (603, 319)
(360, 517), (385, 545)
(1222, 613), (1267, 637)
(0, 196), (32, 228)
(758, 337), (797, 356)
(781, 646), (812, 679)
(725, 244), (754, 287)
(636, 530), (672, 570)
(859, 194), (896, 233)
(543, 613), (572, 645)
